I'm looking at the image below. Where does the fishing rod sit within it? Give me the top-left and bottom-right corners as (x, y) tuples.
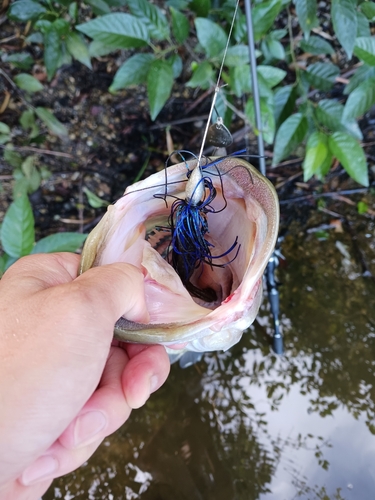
(244, 0), (283, 355)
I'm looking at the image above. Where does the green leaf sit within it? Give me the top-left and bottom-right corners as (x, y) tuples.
(83, 187), (110, 208)
(328, 132), (368, 186)
(315, 99), (362, 139)
(357, 200), (368, 214)
(252, 0), (283, 41)
(21, 156), (41, 193)
(344, 64), (375, 94)
(272, 113), (308, 165)
(360, 1), (375, 20)
(14, 73), (43, 92)
(66, 31), (92, 69)
(274, 85), (297, 129)
(245, 97), (275, 144)
(189, 0), (210, 17)
(69, 2), (78, 21)
(257, 66), (286, 88)
(0, 122), (10, 134)
(127, 0), (170, 40)
(53, 19), (70, 37)
(261, 37), (285, 61)
(6, 52), (34, 70)
(13, 177), (29, 199)
(88, 40), (117, 58)
(331, 0), (357, 59)
(186, 61), (214, 89)
(44, 27), (62, 80)
(305, 62), (340, 91)
(20, 109), (39, 138)
(353, 37), (375, 66)
(0, 135), (11, 145)
(170, 7), (189, 44)
(35, 107), (68, 137)
(8, 0), (46, 22)
(343, 77), (375, 120)
(35, 19), (51, 34)
(110, 53), (154, 92)
(1, 195), (35, 258)
(294, 0), (318, 39)
(85, 0), (111, 16)
(76, 13), (149, 48)
(194, 18), (227, 58)
(168, 54), (183, 79)
(224, 45), (252, 66)
(147, 59), (174, 120)
(31, 233), (87, 254)
(300, 35), (334, 55)
(4, 147), (23, 168)
(230, 65), (251, 97)
(356, 11), (371, 38)
(303, 131), (331, 181)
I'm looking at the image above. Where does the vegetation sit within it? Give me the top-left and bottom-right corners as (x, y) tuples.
(1, 0), (374, 270)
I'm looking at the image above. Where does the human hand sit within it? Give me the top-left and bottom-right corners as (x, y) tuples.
(0, 253), (170, 500)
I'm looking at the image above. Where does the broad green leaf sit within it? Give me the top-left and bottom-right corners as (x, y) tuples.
(76, 14), (149, 48)
(4, 148), (23, 168)
(26, 32), (43, 44)
(303, 131), (331, 181)
(189, 0), (210, 17)
(331, 0), (357, 58)
(168, 54), (183, 79)
(257, 66), (286, 88)
(245, 97), (275, 144)
(31, 233), (87, 254)
(274, 85), (297, 129)
(110, 53), (154, 92)
(69, 2), (78, 20)
(269, 28), (288, 40)
(261, 37), (285, 61)
(224, 45), (252, 66)
(356, 11), (371, 38)
(343, 77), (375, 120)
(44, 28), (62, 80)
(88, 40), (117, 58)
(127, 0), (169, 40)
(272, 113), (308, 165)
(195, 18), (227, 59)
(83, 187), (110, 208)
(35, 19), (51, 34)
(0, 122), (10, 134)
(252, 0), (282, 40)
(305, 62), (340, 91)
(21, 156), (41, 193)
(35, 107), (68, 137)
(6, 52), (34, 70)
(170, 7), (189, 44)
(344, 64), (375, 94)
(66, 32), (92, 69)
(13, 177), (29, 199)
(300, 35), (334, 55)
(315, 99), (362, 139)
(85, 0), (111, 16)
(0, 135), (10, 145)
(360, 1), (375, 20)
(186, 61), (214, 89)
(8, 0), (46, 21)
(1, 195), (35, 258)
(20, 109), (39, 138)
(147, 60), (174, 120)
(14, 73), (43, 92)
(53, 19), (70, 37)
(353, 37), (375, 66)
(328, 132), (368, 186)
(294, 0), (318, 39)
(230, 65), (251, 97)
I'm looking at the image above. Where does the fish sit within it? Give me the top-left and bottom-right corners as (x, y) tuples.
(79, 153), (279, 354)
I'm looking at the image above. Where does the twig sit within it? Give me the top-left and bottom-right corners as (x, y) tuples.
(0, 145), (73, 158)
(279, 187), (370, 204)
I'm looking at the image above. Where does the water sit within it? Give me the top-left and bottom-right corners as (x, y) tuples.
(44, 209), (375, 500)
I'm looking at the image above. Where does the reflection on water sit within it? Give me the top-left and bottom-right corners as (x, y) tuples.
(45, 211), (375, 500)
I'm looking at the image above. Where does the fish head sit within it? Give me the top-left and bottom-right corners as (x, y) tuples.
(80, 155), (279, 352)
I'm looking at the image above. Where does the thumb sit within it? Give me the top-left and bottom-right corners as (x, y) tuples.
(71, 263), (150, 325)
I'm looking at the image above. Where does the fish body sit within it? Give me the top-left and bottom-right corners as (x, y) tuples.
(80, 155), (279, 353)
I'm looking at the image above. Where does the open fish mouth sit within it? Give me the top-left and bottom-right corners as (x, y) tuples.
(80, 155), (279, 353)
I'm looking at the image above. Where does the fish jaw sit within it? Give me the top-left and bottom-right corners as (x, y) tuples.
(79, 156), (279, 352)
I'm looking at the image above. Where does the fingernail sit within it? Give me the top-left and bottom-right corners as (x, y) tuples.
(150, 375), (159, 393)
(21, 455), (58, 485)
(74, 410), (107, 448)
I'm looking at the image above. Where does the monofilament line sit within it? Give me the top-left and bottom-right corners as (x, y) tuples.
(196, 0), (240, 167)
